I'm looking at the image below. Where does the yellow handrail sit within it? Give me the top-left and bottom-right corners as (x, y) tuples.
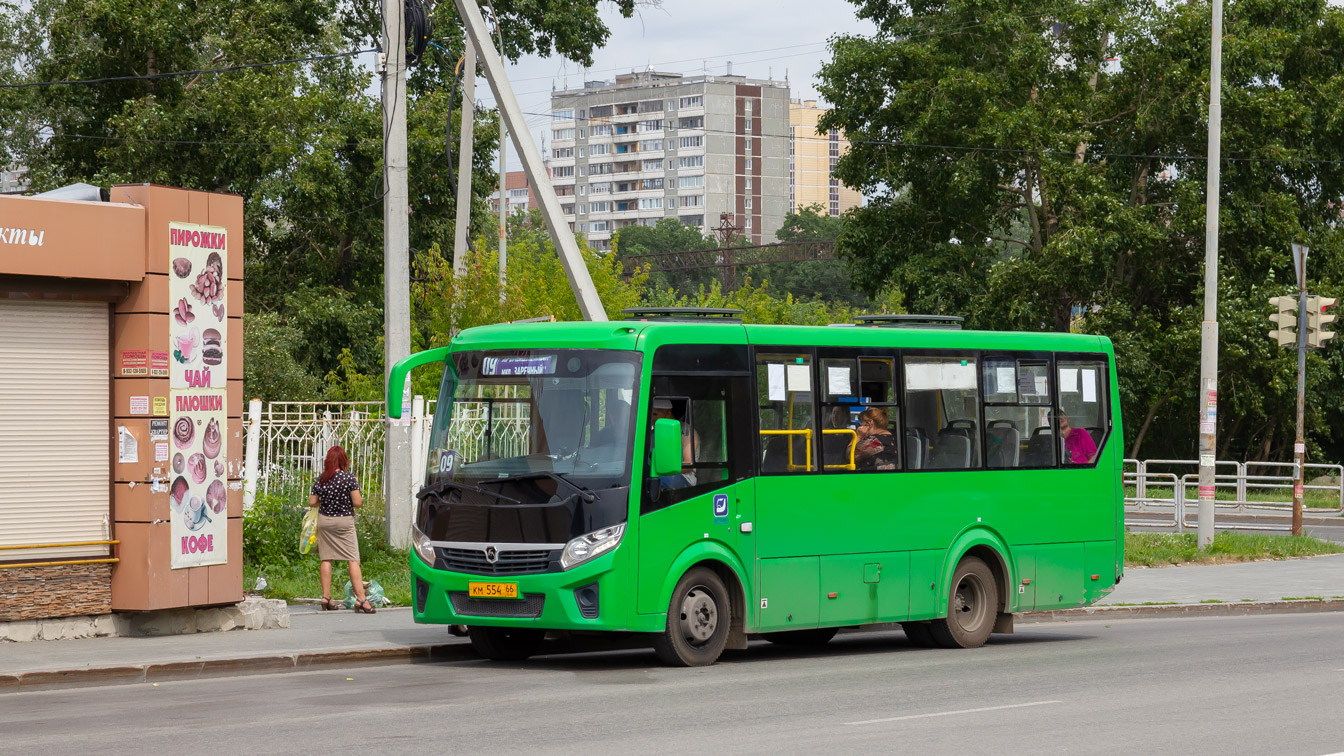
(0, 558), (120, 570)
(0, 540), (120, 551)
(822, 429), (858, 470)
(760, 429), (813, 471)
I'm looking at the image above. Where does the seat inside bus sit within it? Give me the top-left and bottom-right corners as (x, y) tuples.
(986, 419), (1021, 467)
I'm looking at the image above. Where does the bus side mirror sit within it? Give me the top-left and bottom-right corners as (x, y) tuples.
(651, 419), (683, 477)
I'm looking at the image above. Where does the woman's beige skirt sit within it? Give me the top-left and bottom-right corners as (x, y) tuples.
(317, 515), (360, 562)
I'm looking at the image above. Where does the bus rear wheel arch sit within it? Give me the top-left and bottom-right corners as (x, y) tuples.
(928, 555), (999, 649)
(654, 566), (732, 667)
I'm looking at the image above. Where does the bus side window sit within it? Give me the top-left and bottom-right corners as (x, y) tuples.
(903, 354), (981, 470)
(1057, 359), (1109, 466)
(756, 353), (816, 473)
(983, 357), (1053, 469)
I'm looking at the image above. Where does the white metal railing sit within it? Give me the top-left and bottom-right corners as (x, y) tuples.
(242, 398), (533, 508)
(1123, 457), (1344, 533)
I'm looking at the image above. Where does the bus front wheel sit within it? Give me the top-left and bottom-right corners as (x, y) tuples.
(929, 556), (998, 649)
(469, 626), (546, 661)
(653, 567), (731, 667)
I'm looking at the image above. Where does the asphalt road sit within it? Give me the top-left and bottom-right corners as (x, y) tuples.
(5, 613), (1344, 756)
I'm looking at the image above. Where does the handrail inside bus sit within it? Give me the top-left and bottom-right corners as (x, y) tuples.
(759, 429), (813, 471)
(821, 429), (858, 471)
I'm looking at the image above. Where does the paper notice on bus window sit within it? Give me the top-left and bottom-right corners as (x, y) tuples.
(786, 363), (811, 393)
(767, 363), (786, 401)
(827, 366), (851, 396)
(1060, 368), (1079, 393)
(1081, 369), (1098, 402)
(996, 367), (1015, 394)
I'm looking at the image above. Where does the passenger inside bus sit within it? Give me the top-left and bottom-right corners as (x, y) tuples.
(854, 407), (899, 470)
(1057, 412), (1097, 465)
(651, 397), (698, 488)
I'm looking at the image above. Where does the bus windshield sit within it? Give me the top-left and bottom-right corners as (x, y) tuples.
(423, 349), (641, 491)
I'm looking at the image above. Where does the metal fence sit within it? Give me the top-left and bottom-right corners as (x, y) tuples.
(1124, 458), (1344, 532)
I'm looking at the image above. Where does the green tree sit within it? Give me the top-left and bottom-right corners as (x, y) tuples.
(613, 217), (720, 294)
(769, 204), (866, 304)
(819, 0), (1344, 462)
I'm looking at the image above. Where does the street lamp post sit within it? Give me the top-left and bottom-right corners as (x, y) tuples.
(1196, 0), (1223, 550)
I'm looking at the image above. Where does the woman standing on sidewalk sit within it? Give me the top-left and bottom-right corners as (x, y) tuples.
(309, 446), (375, 613)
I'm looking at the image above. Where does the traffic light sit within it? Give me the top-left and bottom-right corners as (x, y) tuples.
(1269, 295), (1298, 348)
(1306, 296), (1337, 348)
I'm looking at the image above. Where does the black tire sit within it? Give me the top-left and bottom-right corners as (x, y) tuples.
(763, 627), (839, 647)
(469, 626), (546, 661)
(653, 567), (731, 667)
(900, 621), (937, 648)
(928, 556), (999, 649)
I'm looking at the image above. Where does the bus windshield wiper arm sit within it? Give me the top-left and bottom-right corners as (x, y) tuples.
(494, 471), (596, 503)
(416, 479), (521, 505)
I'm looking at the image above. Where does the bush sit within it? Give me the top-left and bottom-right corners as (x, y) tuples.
(242, 492), (307, 567)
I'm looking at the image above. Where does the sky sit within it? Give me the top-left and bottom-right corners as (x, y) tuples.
(469, 0), (876, 171)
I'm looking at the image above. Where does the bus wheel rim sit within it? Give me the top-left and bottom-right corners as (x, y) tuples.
(952, 574), (987, 632)
(679, 586), (718, 644)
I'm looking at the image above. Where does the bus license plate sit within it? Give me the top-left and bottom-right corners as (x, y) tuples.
(468, 582), (518, 599)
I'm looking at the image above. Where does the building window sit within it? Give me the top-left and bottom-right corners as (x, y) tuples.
(578, 128), (586, 139)
(591, 201), (610, 213)
(745, 197), (752, 210)
(681, 214), (704, 227)
(579, 222), (586, 232)
(640, 139), (664, 152)
(579, 185), (587, 196)
(591, 125), (613, 137)
(745, 158), (753, 170)
(638, 119), (664, 133)
(578, 147), (586, 158)
(678, 116), (703, 129)
(640, 99), (664, 113)
(745, 177), (752, 190)
(553, 128), (575, 140)
(678, 175), (704, 189)
(642, 178), (664, 190)
(590, 221), (609, 232)
(553, 147), (574, 159)
(578, 166), (586, 177)
(579, 204), (587, 215)
(643, 158), (665, 171)
(744, 140), (752, 154)
(555, 185), (574, 196)
(678, 95), (703, 108)
(552, 165), (574, 178)
(590, 163), (613, 176)
(590, 182), (611, 194)
(562, 203), (575, 215)
(552, 109), (574, 121)
(509, 188), (529, 198)
(579, 109), (587, 119)
(590, 143), (610, 155)
(745, 120), (752, 133)
(679, 194), (703, 208)
(639, 197), (664, 210)
(680, 136), (703, 149)
(745, 217), (752, 229)
(677, 155), (703, 169)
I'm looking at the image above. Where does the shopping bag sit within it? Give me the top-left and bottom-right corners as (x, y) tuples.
(343, 579), (387, 608)
(299, 508), (318, 555)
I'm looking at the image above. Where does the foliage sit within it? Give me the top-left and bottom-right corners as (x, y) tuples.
(776, 204), (846, 243)
(0, 0), (635, 404)
(1124, 531), (1344, 568)
(241, 492), (308, 568)
(643, 276), (902, 326)
(613, 217), (720, 293)
(819, 0), (1344, 462)
(242, 313), (324, 404)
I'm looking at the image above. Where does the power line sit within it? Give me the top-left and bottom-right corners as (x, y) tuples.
(0, 48), (377, 89)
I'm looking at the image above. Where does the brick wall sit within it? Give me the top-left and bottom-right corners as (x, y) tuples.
(0, 564), (112, 622)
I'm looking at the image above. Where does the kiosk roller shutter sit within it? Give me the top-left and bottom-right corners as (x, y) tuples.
(0, 300), (111, 562)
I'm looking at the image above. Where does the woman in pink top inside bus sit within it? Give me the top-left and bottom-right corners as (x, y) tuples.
(1058, 412), (1097, 464)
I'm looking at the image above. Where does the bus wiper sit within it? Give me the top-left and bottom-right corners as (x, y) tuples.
(493, 471), (596, 503)
(416, 479), (521, 505)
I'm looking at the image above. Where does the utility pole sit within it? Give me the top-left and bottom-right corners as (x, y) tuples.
(381, 0), (412, 548)
(498, 111), (508, 298)
(451, 0), (608, 320)
(1291, 244), (1308, 536)
(1196, 0), (1223, 550)
(452, 41), (475, 277)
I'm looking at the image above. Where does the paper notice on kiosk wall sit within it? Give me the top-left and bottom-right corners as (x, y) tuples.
(117, 426), (138, 464)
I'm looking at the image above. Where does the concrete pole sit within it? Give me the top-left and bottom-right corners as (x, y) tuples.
(452, 41), (475, 277)
(382, 0), (412, 549)
(243, 398), (262, 509)
(1292, 247), (1309, 536)
(1196, 0), (1223, 550)
(452, 0), (608, 320)
(499, 111), (508, 299)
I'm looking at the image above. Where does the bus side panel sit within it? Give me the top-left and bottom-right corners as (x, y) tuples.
(1084, 540), (1116, 603)
(757, 557), (819, 631)
(635, 483), (745, 616)
(819, 553), (911, 625)
(908, 549), (943, 621)
(1034, 543), (1085, 610)
(1015, 546), (1036, 611)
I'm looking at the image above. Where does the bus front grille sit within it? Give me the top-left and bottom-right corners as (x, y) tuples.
(437, 547), (554, 575)
(448, 592), (545, 618)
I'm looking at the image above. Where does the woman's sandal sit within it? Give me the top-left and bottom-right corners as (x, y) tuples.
(354, 598), (376, 614)
(319, 596), (337, 611)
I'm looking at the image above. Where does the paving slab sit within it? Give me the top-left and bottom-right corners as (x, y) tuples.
(1098, 552), (1344, 605)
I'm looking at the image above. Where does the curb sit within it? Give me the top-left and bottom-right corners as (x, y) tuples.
(0, 642), (478, 694)
(6, 599), (1343, 692)
(1019, 597), (1344, 623)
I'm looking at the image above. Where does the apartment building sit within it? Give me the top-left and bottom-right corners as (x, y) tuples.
(0, 166), (31, 195)
(488, 169), (543, 215)
(549, 71), (790, 250)
(788, 100), (862, 217)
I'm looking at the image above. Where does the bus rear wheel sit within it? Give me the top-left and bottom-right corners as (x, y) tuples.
(929, 556), (998, 649)
(763, 627), (839, 646)
(653, 567), (730, 667)
(469, 626), (546, 661)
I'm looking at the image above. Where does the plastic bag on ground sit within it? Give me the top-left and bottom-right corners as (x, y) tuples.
(343, 579), (387, 608)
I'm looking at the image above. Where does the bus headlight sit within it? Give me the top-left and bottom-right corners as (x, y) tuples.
(560, 523), (625, 570)
(411, 524), (436, 566)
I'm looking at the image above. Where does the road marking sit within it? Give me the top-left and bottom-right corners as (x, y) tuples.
(846, 700), (1063, 726)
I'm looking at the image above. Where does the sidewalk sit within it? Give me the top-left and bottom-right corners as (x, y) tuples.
(4, 554), (1344, 692)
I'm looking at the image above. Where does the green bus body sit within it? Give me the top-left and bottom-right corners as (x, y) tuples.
(399, 320), (1124, 652)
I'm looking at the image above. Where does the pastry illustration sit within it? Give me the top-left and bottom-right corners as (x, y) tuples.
(173, 417), (194, 449)
(170, 476), (190, 511)
(201, 329), (222, 366)
(172, 258), (192, 278)
(173, 298), (194, 326)
(206, 480), (226, 514)
(190, 253), (223, 304)
(188, 453), (207, 485)
(172, 452), (185, 474)
(202, 418), (222, 458)
(214, 460), (225, 477)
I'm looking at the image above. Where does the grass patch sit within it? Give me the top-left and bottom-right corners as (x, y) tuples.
(1199, 599), (1225, 604)
(1124, 531), (1344, 568)
(1280, 596), (1324, 601)
(243, 492), (411, 606)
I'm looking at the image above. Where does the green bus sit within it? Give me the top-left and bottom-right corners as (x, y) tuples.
(389, 310), (1124, 666)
